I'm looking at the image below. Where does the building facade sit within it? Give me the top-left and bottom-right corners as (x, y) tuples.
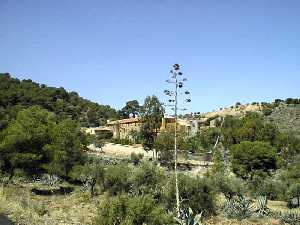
(105, 117), (201, 139)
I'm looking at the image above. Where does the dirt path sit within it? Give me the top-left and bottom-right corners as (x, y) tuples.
(88, 143), (154, 158)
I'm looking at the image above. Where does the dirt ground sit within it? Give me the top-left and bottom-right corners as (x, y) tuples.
(88, 143), (154, 158)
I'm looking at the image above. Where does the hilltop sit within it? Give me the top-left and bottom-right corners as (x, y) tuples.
(0, 73), (118, 130)
(192, 99), (300, 134)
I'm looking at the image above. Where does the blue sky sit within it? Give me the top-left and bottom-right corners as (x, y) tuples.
(1, 0), (300, 113)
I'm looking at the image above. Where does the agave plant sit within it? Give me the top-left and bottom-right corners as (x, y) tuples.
(36, 174), (62, 186)
(255, 195), (270, 217)
(280, 212), (300, 225)
(175, 207), (203, 225)
(223, 196), (253, 220)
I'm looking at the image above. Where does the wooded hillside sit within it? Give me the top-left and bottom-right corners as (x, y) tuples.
(0, 73), (118, 130)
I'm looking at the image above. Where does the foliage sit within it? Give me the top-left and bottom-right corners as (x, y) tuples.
(0, 74), (118, 129)
(255, 177), (286, 200)
(153, 131), (174, 162)
(180, 135), (203, 153)
(119, 100), (141, 119)
(37, 174), (62, 186)
(255, 195), (270, 217)
(198, 128), (220, 150)
(103, 164), (132, 195)
(223, 197), (253, 220)
(230, 141), (278, 179)
(175, 207), (203, 225)
(287, 182), (300, 208)
(94, 194), (174, 225)
(130, 162), (166, 199)
(128, 129), (144, 144)
(280, 211), (300, 225)
(211, 149), (226, 174)
(70, 157), (104, 196)
(163, 174), (216, 217)
(111, 138), (134, 145)
(43, 118), (86, 177)
(140, 95), (164, 151)
(213, 173), (246, 200)
(130, 152), (143, 165)
(275, 131), (300, 164)
(0, 106), (86, 178)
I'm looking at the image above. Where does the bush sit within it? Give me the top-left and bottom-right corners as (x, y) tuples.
(213, 173), (246, 200)
(163, 174), (216, 217)
(103, 164), (132, 195)
(70, 160), (104, 196)
(287, 182), (300, 208)
(130, 153), (143, 165)
(94, 194), (174, 225)
(262, 107), (273, 116)
(111, 138), (133, 145)
(130, 162), (166, 199)
(255, 177), (286, 200)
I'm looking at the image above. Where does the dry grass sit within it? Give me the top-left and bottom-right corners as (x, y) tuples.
(0, 183), (98, 225)
(1, 181), (299, 225)
(204, 216), (281, 225)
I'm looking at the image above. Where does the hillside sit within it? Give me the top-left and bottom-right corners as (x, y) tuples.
(0, 73), (118, 130)
(194, 100), (300, 135)
(266, 103), (300, 137)
(202, 103), (262, 118)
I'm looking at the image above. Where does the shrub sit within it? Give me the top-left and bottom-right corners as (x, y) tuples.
(130, 162), (166, 199)
(262, 107), (273, 116)
(163, 174), (216, 217)
(130, 153), (143, 165)
(213, 173), (246, 200)
(280, 211), (300, 225)
(70, 161), (104, 196)
(255, 177), (286, 200)
(103, 164), (132, 195)
(287, 182), (300, 208)
(94, 194), (174, 225)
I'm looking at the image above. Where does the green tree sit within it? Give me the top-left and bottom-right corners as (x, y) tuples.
(0, 106), (55, 177)
(211, 149), (226, 174)
(0, 106), (86, 178)
(70, 158), (104, 196)
(43, 119), (85, 177)
(140, 95), (164, 152)
(119, 100), (140, 118)
(213, 174), (246, 200)
(0, 73), (118, 130)
(153, 131), (174, 162)
(230, 141), (278, 180)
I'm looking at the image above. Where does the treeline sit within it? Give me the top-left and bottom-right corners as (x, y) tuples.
(0, 73), (118, 130)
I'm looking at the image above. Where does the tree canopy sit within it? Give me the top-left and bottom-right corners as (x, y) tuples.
(0, 73), (118, 129)
(119, 100), (140, 118)
(230, 141), (278, 179)
(140, 95), (164, 151)
(0, 106), (86, 178)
